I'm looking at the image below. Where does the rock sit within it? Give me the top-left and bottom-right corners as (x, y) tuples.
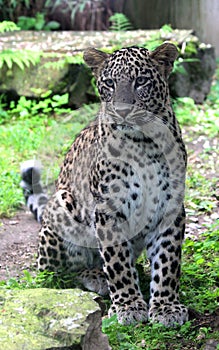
(0, 30), (216, 105)
(169, 46), (216, 103)
(0, 288), (111, 350)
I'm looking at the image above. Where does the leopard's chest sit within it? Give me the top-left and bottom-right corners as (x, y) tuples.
(89, 129), (171, 232)
(56, 125), (183, 248)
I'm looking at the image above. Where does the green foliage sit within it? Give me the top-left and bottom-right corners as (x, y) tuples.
(15, 92), (68, 116)
(17, 13), (60, 30)
(173, 96), (219, 137)
(181, 228), (219, 313)
(0, 20), (43, 71)
(159, 24), (173, 35)
(109, 13), (134, 31)
(0, 49), (41, 70)
(182, 40), (199, 57)
(0, 20), (20, 32)
(0, 270), (79, 289)
(102, 316), (206, 350)
(0, 97), (97, 216)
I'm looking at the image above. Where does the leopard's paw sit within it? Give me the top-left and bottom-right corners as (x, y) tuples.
(109, 299), (148, 325)
(149, 302), (188, 327)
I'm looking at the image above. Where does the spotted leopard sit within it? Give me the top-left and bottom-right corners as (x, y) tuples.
(21, 42), (188, 326)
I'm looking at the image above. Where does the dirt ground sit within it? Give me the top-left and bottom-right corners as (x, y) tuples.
(0, 208), (40, 280)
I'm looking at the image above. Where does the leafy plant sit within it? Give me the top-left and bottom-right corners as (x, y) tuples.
(0, 20), (42, 71)
(0, 49), (41, 70)
(0, 92), (70, 125)
(109, 13), (134, 31)
(159, 23), (173, 36)
(17, 12), (60, 30)
(0, 20), (20, 32)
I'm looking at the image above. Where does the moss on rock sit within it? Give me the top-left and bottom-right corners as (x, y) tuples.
(0, 288), (110, 349)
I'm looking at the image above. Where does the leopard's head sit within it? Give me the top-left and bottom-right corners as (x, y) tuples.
(84, 43), (178, 126)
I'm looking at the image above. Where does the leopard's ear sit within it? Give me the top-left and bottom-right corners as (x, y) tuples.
(83, 48), (109, 78)
(150, 42), (178, 79)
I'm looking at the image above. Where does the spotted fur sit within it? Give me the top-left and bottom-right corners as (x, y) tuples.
(21, 43), (188, 326)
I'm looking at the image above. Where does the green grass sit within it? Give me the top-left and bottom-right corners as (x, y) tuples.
(102, 316), (208, 350)
(181, 228), (219, 313)
(0, 116), (50, 216)
(173, 95), (219, 136)
(0, 96), (98, 217)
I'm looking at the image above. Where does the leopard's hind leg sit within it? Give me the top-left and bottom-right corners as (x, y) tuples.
(78, 269), (109, 296)
(38, 189), (108, 295)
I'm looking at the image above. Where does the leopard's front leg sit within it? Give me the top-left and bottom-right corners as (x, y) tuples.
(146, 209), (188, 326)
(96, 213), (148, 325)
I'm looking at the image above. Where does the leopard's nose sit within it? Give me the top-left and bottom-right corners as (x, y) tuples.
(114, 103), (134, 118)
(116, 107), (133, 118)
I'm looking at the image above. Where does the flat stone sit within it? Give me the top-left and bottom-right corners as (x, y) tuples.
(0, 288), (110, 350)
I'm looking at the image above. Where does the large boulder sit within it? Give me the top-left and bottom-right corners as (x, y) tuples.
(0, 30), (216, 105)
(0, 288), (110, 350)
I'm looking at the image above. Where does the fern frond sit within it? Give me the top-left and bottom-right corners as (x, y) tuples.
(0, 21), (20, 33)
(109, 13), (133, 31)
(0, 50), (42, 70)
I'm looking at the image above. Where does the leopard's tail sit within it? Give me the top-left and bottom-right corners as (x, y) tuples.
(20, 160), (48, 223)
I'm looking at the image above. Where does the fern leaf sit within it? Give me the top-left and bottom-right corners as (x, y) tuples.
(3, 54), (13, 69)
(0, 21), (20, 33)
(109, 13), (133, 31)
(0, 49), (41, 71)
(21, 51), (41, 67)
(12, 56), (25, 70)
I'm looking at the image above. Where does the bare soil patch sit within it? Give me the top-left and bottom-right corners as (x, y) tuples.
(0, 208), (39, 280)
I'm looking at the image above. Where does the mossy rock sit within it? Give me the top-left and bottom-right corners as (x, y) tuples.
(0, 288), (110, 350)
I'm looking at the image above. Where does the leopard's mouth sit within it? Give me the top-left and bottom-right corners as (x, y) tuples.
(115, 124), (134, 131)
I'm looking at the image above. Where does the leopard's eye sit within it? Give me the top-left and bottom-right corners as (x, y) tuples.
(105, 78), (114, 87)
(135, 76), (147, 86)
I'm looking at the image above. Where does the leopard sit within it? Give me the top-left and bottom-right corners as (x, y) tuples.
(20, 42), (188, 327)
